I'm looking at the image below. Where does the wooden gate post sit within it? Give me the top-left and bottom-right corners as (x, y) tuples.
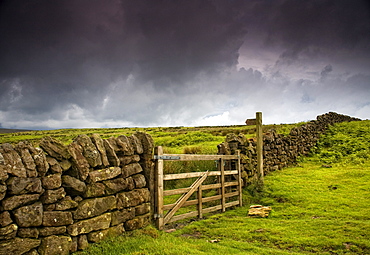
(256, 112), (264, 185)
(154, 146), (164, 230)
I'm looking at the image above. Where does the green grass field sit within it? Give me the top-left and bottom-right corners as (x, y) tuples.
(72, 120), (370, 255)
(0, 123), (299, 154)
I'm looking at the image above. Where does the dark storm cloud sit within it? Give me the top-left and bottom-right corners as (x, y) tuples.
(0, 0), (248, 125)
(0, 0), (369, 129)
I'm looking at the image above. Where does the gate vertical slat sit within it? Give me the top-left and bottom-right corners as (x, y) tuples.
(198, 186), (203, 219)
(155, 146), (164, 230)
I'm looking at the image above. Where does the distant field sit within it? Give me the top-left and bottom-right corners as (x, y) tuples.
(0, 123), (299, 154)
(0, 128), (33, 134)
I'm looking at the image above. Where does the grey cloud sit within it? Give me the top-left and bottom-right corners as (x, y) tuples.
(320, 64), (333, 81)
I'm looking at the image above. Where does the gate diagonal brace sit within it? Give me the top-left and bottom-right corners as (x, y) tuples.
(163, 171), (209, 225)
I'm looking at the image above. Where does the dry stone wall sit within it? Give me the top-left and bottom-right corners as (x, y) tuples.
(0, 132), (154, 255)
(218, 112), (361, 186)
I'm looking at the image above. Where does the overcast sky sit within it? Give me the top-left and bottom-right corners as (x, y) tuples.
(1, 0), (369, 130)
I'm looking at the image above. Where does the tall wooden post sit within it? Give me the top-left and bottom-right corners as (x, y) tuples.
(256, 112), (264, 184)
(154, 146), (164, 230)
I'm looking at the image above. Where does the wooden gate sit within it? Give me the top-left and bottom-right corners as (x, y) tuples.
(153, 146), (242, 230)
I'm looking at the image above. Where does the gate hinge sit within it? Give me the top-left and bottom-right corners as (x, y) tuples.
(154, 213), (163, 219)
(154, 155), (181, 160)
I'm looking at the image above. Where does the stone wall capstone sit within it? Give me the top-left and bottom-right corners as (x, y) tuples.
(0, 131), (153, 255)
(218, 112), (361, 186)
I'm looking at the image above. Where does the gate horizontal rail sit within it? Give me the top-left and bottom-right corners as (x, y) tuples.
(154, 146), (242, 230)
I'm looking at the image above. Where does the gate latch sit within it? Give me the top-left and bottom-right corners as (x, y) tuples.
(154, 155), (181, 160)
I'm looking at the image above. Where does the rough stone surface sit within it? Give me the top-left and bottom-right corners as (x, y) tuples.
(32, 147), (49, 177)
(42, 211), (73, 227)
(103, 140), (120, 166)
(6, 177), (43, 195)
(135, 203), (150, 216)
(129, 134), (144, 154)
(23, 249), (39, 255)
(43, 204), (56, 211)
(125, 176), (135, 190)
(83, 182), (105, 198)
(77, 235), (88, 250)
(88, 167), (121, 183)
(73, 196), (83, 203)
(59, 159), (72, 171)
(116, 188), (150, 209)
(39, 136), (71, 160)
(15, 142), (37, 177)
(0, 185), (5, 201)
(41, 187), (66, 204)
(68, 142), (90, 181)
(125, 214), (150, 231)
(91, 133), (109, 166)
(137, 188), (151, 203)
(41, 174), (62, 190)
(62, 175), (86, 196)
(87, 224), (125, 243)
(13, 202), (43, 227)
(17, 228), (39, 238)
(122, 163), (143, 178)
(54, 196), (78, 211)
(132, 174), (146, 189)
(0, 211), (12, 227)
(116, 135), (134, 155)
(38, 235), (72, 255)
(119, 155), (140, 166)
(73, 196), (116, 220)
(2, 194), (40, 210)
(0, 224), (18, 240)
(0, 238), (41, 255)
(39, 226), (67, 236)
(111, 208), (135, 226)
(134, 132), (154, 155)
(0, 143), (27, 178)
(0, 152), (4, 166)
(0, 163), (8, 183)
(67, 213), (112, 236)
(46, 157), (63, 174)
(75, 134), (102, 168)
(70, 237), (78, 253)
(103, 178), (127, 195)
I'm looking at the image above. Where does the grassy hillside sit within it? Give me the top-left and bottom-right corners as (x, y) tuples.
(74, 120), (370, 255)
